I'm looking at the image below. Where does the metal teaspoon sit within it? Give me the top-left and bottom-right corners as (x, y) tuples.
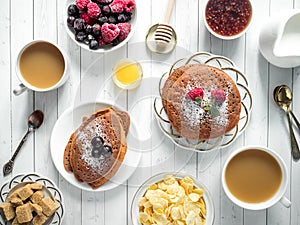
(273, 85), (300, 161)
(3, 110), (44, 176)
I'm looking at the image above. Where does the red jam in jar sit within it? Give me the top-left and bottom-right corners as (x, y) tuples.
(205, 0), (252, 37)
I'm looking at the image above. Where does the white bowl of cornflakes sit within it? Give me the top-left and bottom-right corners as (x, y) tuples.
(131, 173), (214, 225)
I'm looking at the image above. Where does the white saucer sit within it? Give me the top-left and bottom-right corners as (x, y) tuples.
(50, 101), (142, 192)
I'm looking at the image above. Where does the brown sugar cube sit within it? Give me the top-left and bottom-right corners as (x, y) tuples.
(12, 217), (21, 225)
(29, 183), (43, 190)
(15, 203), (33, 223)
(8, 189), (20, 201)
(30, 191), (44, 204)
(0, 202), (15, 221)
(10, 197), (23, 207)
(32, 214), (48, 225)
(17, 186), (34, 201)
(11, 217), (30, 225)
(30, 203), (43, 215)
(39, 197), (58, 217)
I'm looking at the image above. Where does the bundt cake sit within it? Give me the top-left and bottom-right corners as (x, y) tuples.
(162, 64), (241, 140)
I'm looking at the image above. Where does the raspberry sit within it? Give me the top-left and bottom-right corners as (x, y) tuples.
(87, 2), (101, 18)
(110, 0), (125, 13)
(101, 23), (120, 43)
(80, 12), (97, 25)
(124, 0), (135, 12)
(187, 88), (204, 101)
(211, 89), (226, 104)
(117, 22), (131, 41)
(76, 0), (90, 10)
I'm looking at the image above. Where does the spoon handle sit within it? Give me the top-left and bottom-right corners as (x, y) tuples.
(10, 129), (31, 162)
(290, 110), (300, 131)
(287, 112), (300, 161)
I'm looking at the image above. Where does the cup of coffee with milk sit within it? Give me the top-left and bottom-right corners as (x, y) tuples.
(14, 40), (69, 95)
(222, 145), (291, 210)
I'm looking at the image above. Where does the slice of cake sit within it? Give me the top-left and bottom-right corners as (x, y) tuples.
(64, 107), (130, 189)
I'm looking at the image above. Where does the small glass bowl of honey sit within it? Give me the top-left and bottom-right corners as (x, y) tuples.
(112, 59), (143, 90)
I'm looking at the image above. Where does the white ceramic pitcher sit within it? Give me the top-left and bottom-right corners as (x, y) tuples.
(259, 10), (300, 68)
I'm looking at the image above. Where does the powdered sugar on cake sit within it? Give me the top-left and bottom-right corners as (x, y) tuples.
(182, 83), (230, 129)
(77, 125), (107, 171)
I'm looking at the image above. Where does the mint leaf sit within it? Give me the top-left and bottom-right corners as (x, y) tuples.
(195, 97), (202, 104)
(210, 107), (220, 118)
(204, 106), (211, 111)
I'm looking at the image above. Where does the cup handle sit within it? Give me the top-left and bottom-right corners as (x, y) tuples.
(13, 83), (27, 96)
(280, 196), (291, 208)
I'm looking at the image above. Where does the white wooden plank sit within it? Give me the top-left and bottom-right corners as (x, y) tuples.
(290, 1), (300, 224)
(10, 0), (34, 176)
(243, 0), (270, 223)
(102, 47), (128, 225)
(0, 0), (11, 185)
(33, 0), (59, 183)
(268, 0), (294, 224)
(56, 0), (82, 224)
(291, 67), (300, 225)
(126, 0), (154, 215)
(173, 0), (198, 175)
(80, 49), (106, 225)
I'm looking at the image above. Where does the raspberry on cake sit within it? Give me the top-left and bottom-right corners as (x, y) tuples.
(162, 64), (241, 140)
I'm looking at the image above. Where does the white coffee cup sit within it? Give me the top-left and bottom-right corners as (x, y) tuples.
(222, 145), (291, 210)
(14, 40), (69, 96)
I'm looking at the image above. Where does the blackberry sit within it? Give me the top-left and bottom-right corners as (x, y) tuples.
(112, 38), (121, 46)
(98, 16), (108, 25)
(67, 16), (76, 27)
(73, 18), (86, 31)
(92, 24), (101, 37)
(125, 12), (132, 21)
(108, 16), (117, 24)
(86, 25), (93, 34)
(68, 4), (79, 17)
(88, 34), (96, 41)
(102, 5), (111, 15)
(75, 31), (87, 42)
(89, 39), (99, 50)
(117, 14), (128, 22)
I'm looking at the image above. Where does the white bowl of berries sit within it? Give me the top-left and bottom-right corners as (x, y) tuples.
(65, 0), (137, 52)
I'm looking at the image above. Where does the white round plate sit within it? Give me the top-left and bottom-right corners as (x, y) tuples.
(50, 101), (142, 192)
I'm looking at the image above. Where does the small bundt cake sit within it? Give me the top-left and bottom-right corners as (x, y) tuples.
(162, 64), (241, 140)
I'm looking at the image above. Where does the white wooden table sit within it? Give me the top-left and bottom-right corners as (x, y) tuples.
(1, 0), (300, 224)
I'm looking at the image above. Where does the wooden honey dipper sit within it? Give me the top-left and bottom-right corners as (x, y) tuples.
(154, 0), (175, 44)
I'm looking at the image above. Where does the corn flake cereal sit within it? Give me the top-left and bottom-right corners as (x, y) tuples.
(138, 175), (206, 225)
